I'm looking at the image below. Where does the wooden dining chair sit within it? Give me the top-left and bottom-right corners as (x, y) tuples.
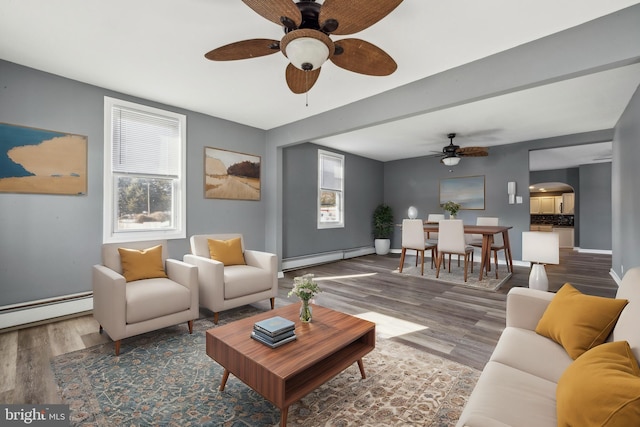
(399, 219), (437, 275)
(425, 213), (445, 242)
(467, 217), (499, 245)
(436, 220), (474, 282)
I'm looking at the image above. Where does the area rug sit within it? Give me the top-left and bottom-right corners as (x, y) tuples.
(393, 262), (511, 291)
(52, 306), (479, 426)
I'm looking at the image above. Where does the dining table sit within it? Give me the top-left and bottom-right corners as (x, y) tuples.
(423, 223), (514, 281)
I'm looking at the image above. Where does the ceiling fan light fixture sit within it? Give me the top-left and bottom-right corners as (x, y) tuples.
(281, 29), (334, 71)
(442, 155), (461, 166)
(286, 37), (329, 70)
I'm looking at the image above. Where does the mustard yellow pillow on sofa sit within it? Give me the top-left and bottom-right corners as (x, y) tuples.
(118, 245), (168, 282)
(557, 341), (640, 426)
(535, 283), (628, 359)
(207, 238), (246, 266)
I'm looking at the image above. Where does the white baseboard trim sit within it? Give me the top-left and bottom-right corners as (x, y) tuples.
(577, 248), (613, 255)
(0, 294), (93, 330)
(282, 246), (375, 271)
(610, 269), (622, 286)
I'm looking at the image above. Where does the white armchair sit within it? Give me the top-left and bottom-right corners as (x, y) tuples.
(184, 233), (278, 324)
(92, 240), (199, 355)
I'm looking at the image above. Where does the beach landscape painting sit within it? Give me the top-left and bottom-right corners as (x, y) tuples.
(439, 175), (485, 210)
(204, 147), (260, 200)
(0, 123), (87, 195)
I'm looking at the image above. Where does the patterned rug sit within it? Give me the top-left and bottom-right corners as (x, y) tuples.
(393, 262), (511, 291)
(51, 306), (479, 426)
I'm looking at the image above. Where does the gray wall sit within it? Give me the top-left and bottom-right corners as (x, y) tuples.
(612, 84), (640, 277)
(530, 168), (580, 192)
(0, 60), (267, 306)
(579, 162), (612, 250)
(282, 143), (384, 258)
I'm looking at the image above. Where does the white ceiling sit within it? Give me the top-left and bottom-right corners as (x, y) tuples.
(529, 141), (613, 172)
(1, 0), (639, 165)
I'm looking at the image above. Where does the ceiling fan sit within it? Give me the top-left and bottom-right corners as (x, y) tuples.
(204, 0), (403, 94)
(437, 133), (489, 166)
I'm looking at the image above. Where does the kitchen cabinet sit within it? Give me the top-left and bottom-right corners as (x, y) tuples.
(530, 195), (573, 214)
(554, 196), (563, 214)
(562, 193), (575, 214)
(530, 196), (555, 213)
(553, 227), (574, 248)
(530, 198), (540, 214)
(540, 197), (555, 213)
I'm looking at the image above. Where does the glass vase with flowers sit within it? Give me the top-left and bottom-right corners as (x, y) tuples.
(288, 274), (322, 323)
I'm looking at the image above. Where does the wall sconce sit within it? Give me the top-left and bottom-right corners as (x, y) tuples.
(522, 231), (560, 291)
(508, 181), (516, 204)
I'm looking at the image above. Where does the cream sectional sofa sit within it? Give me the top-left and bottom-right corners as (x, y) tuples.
(457, 267), (640, 426)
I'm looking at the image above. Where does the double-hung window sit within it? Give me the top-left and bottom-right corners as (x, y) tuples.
(318, 149), (344, 228)
(103, 97), (186, 243)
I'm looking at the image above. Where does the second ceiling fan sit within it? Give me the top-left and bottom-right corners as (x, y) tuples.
(437, 133), (489, 166)
(204, 0), (403, 94)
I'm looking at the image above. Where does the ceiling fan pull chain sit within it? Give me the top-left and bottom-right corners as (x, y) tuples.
(305, 72), (309, 107)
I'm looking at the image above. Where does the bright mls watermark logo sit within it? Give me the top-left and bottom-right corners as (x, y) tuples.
(1, 405), (69, 426)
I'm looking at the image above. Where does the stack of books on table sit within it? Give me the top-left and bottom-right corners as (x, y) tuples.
(251, 316), (296, 348)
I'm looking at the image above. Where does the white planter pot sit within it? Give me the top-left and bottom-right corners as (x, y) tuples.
(374, 238), (391, 255)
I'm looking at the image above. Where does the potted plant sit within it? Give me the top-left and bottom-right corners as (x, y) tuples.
(442, 201), (461, 219)
(372, 203), (394, 255)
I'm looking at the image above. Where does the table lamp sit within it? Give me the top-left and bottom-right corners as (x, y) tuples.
(522, 231), (559, 291)
(407, 206), (418, 219)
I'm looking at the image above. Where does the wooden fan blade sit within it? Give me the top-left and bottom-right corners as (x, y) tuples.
(242, 0), (301, 28)
(205, 39), (280, 61)
(320, 0), (403, 35)
(330, 39), (397, 76)
(457, 147), (489, 157)
(285, 63), (321, 94)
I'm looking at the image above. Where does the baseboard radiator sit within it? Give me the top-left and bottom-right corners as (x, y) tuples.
(282, 246), (375, 272)
(0, 292), (93, 330)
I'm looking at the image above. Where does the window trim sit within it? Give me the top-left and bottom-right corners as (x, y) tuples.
(317, 149), (345, 229)
(103, 96), (186, 243)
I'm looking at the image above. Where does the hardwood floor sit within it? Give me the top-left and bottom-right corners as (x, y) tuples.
(0, 249), (617, 406)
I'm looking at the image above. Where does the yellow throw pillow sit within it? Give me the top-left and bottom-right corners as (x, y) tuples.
(207, 238), (246, 266)
(118, 245), (168, 282)
(557, 341), (640, 426)
(535, 283), (628, 359)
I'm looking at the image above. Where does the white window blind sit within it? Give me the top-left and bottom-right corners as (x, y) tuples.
(320, 154), (343, 191)
(111, 107), (180, 177)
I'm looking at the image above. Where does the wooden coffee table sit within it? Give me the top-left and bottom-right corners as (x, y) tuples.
(205, 304), (376, 426)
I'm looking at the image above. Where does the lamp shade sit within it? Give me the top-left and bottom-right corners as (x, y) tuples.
(407, 206), (418, 219)
(281, 29), (334, 72)
(442, 156), (460, 166)
(522, 231), (559, 264)
(285, 37), (329, 70)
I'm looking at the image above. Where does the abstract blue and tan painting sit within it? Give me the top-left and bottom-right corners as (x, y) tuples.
(0, 123), (87, 195)
(439, 175), (485, 210)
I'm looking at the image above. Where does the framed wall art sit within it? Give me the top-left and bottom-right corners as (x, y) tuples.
(0, 123), (87, 195)
(204, 147), (261, 200)
(439, 175), (485, 210)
